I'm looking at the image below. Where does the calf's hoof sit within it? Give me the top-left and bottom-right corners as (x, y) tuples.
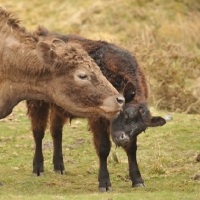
(132, 183), (145, 187)
(99, 186), (112, 193)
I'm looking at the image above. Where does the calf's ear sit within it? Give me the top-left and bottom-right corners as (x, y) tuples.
(37, 41), (57, 64)
(123, 82), (136, 103)
(148, 116), (166, 127)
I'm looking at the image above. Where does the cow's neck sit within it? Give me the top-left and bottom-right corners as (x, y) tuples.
(7, 78), (54, 103)
(0, 77), (54, 119)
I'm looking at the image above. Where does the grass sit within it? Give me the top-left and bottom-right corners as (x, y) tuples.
(0, 0), (199, 199)
(0, 103), (199, 199)
(0, 0), (199, 112)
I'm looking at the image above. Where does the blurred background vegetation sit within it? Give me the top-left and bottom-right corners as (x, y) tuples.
(1, 0), (200, 113)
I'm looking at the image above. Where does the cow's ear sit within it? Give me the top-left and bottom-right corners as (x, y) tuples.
(51, 38), (65, 47)
(148, 116), (166, 127)
(37, 41), (57, 64)
(123, 82), (136, 103)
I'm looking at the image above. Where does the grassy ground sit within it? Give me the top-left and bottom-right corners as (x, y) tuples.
(0, 1), (199, 199)
(0, 103), (199, 199)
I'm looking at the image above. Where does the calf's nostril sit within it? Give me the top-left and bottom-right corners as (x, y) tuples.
(120, 133), (125, 139)
(139, 108), (145, 114)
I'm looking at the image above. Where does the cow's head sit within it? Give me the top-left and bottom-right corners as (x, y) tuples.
(37, 38), (124, 119)
(110, 82), (166, 147)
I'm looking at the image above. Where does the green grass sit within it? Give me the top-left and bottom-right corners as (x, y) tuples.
(0, 103), (199, 199)
(0, 1), (199, 199)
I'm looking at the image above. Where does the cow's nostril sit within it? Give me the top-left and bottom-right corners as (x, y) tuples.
(116, 96), (125, 106)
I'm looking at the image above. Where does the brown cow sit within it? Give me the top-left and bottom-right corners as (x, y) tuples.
(0, 8), (125, 186)
(0, 7), (124, 120)
(26, 26), (166, 192)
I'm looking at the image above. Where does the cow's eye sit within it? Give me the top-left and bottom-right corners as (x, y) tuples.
(78, 73), (88, 80)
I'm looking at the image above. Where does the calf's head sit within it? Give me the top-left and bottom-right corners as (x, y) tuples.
(110, 105), (166, 147)
(110, 82), (166, 147)
(37, 38), (124, 119)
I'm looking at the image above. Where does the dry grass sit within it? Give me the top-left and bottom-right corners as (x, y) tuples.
(123, 40), (200, 113)
(1, 0), (199, 113)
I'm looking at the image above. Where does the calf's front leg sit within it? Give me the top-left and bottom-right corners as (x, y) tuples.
(88, 118), (112, 192)
(89, 118), (112, 192)
(124, 137), (145, 187)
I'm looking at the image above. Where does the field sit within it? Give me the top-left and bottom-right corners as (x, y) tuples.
(0, 0), (200, 199)
(0, 103), (199, 199)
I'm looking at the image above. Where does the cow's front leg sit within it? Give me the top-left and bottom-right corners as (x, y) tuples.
(0, 88), (19, 119)
(88, 118), (112, 192)
(27, 100), (49, 176)
(124, 137), (145, 187)
(0, 100), (13, 119)
(50, 105), (67, 174)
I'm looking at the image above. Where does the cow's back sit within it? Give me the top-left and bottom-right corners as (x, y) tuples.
(35, 26), (149, 104)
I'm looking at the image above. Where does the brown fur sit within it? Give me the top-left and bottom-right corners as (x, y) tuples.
(25, 27), (166, 191)
(0, 7), (124, 121)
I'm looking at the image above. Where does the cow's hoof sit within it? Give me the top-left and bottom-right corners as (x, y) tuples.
(132, 183), (145, 187)
(99, 187), (106, 193)
(33, 172), (44, 177)
(99, 186), (112, 192)
(0, 182), (3, 186)
(54, 170), (65, 175)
